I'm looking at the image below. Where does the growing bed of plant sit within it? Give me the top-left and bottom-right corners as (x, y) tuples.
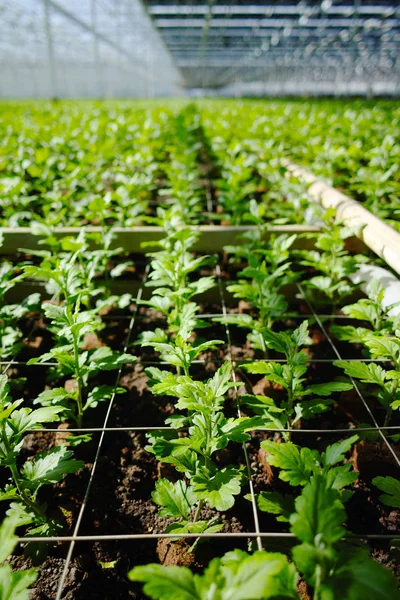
(0, 101), (400, 600)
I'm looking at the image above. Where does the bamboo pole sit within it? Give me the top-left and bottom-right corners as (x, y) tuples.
(283, 160), (400, 276)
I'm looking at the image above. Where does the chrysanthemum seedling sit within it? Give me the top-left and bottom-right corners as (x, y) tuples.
(243, 321), (353, 438)
(0, 233), (40, 359)
(0, 375), (83, 536)
(23, 226), (133, 309)
(29, 299), (135, 428)
(300, 209), (364, 313)
(331, 278), (400, 346)
(0, 514), (37, 599)
(146, 362), (261, 514)
(254, 435), (358, 522)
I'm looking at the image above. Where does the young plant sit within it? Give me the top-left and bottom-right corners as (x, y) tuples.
(139, 218), (220, 373)
(0, 234), (40, 358)
(255, 435), (358, 522)
(143, 222), (215, 323)
(129, 474), (400, 600)
(24, 225), (132, 309)
(152, 478), (223, 552)
(289, 474), (399, 600)
(213, 143), (259, 224)
(146, 362), (261, 513)
(331, 278), (400, 346)
(0, 374), (83, 536)
(334, 356), (400, 428)
(0, 514), (37, 600)
(29, 300), (135, 427)
(130, 548), (298, 599)
(242, 321), (352, 438)
(300, 208), (362, 312)
(221, 231), (298, 351)
(142, 326), (223, 377)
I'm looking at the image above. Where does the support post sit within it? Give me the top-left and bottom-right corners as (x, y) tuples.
(43, 0), (57, 99)
(91, 0), (102, 98)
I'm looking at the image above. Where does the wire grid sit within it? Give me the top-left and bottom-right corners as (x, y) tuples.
(3, 267), (400, 598)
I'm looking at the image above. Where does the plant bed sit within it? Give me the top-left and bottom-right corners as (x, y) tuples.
(1, 102), (400, 599)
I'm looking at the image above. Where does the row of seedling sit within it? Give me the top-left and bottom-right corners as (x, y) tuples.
(127, 207), (400, 598)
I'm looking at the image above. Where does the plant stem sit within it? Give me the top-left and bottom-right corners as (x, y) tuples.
(383, 406), (392, 429)
(9, 463), (46, 521)
(286, 381), (294, 442)
(72, 332), (84, 428)
(314, 565), (322, 600)
(1, 423), (46, 522)
(193, 499), (204, 523)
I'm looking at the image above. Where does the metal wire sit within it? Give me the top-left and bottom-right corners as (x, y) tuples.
(23, 425), (400, 434)
(216, 264), (263, 552)
(16, 531), (400, 543)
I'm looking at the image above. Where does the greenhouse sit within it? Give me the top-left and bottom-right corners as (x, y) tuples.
(1, 1), (400, 599)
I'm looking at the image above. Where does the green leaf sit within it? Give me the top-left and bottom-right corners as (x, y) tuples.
(98, 560), (118, 569)
(0, 564), (37, 600)
(290, 474), (346, 545)
(189, 276), (215, 296)
(209, 362), (236, 398)
(333, 361), (386, 386)
(322, 435), (359, 467)
(42, 302), (69, 323)
(240, 394), (283, 415)
(218, 550), (298, 599)
(34, 388), (71, 407)
(322, 548), (400, 600)
(326, 464), (358, 493)
(152, 479), (196, 519)
(9, 406), (63, 435)
(192, 467), (242, 511)
(85, 385), (123, 409)
(372, 476), (400, 508)
(130, 550), (298, 600)
(341, 298), (380, 323)
(307, 381), (353, 396)
(128, 564), (199, 600)
(140, 328), (169, 346)
(21, 445), (84, 491)
(165, 520), (223, 537)
(294, 398), (334, 422)
(331, 325), (371, 344)
(291, 320), (310, 348)
(242, 361), (273, 375)
(0, 485), (19, 502)
(89, 346), (136, 370)
(257, 491), (294, 522)
(366, 278), (385, 304)
(364, 336), (400, 362)
(189, 339), (224, 359)
(0, 515), (19, 562)
(219, 416), (265, 444)
(110, 262), (132, 278)
(261, 441), (319, 486)
(141, 296), (173, 315)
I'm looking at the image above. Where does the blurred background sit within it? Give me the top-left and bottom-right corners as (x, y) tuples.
(0, 0), (399, 98)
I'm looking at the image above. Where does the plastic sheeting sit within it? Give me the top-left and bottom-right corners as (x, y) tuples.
(0, 0), (182, 97)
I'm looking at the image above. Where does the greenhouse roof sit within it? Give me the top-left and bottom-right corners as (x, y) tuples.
(145, 0), (400, 92)
(0, 0), (399, 96)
